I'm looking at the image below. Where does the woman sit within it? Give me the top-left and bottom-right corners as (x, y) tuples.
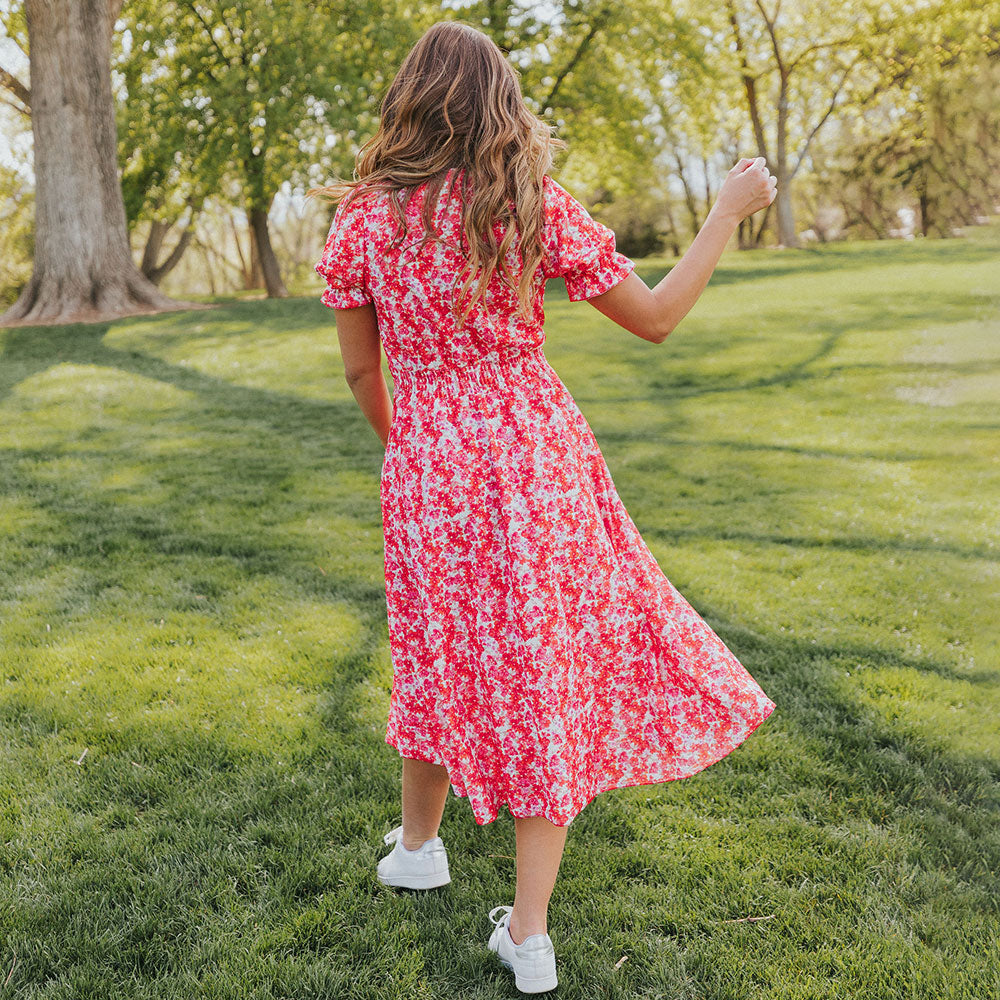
(311, 19), (777, 994)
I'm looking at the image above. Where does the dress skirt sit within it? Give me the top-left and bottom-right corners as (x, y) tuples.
(380, 345), (776, 827)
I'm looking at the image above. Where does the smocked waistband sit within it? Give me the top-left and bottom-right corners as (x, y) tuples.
(388, 343), (551, 389)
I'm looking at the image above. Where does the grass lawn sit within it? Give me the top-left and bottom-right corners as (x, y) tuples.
(1, 224), (998, 999)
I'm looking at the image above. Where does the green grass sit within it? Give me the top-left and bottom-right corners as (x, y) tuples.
(2, 225), (999, 999)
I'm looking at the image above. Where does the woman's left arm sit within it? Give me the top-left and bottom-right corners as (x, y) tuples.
(332, 303), (393, 448)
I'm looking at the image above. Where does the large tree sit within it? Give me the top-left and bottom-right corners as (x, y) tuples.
(0, 0), (197, 326)
(852, 0), (1000, 236)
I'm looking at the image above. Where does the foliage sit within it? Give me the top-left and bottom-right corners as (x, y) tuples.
(3, 0), (999, 304)
(435, 1), (712, 248)
(0, 161), (33, 307)
(116, 0), (418, 215)
(819, 0), (1000, 237)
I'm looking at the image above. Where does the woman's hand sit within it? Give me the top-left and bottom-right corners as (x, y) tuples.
(712, 156), (777, 224)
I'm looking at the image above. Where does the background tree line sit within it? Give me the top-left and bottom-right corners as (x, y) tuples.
(0, 0), (998, 324)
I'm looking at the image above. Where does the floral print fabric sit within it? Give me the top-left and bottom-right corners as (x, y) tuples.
(316, 168), (776, 827)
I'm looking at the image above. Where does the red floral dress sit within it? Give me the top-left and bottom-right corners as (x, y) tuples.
(316, 168), (776, 827)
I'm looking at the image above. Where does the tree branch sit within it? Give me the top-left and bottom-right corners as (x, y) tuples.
(790, 52), (862, 181)
(727, 0), (771, 162)
(787, 36), (860, 74)
(542, 6), (612, 110)
(0, 92), (29, 117)
(0, 65), (30, 110)
(753, 0), (785, 78)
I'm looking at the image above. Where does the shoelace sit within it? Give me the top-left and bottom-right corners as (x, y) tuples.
(489, 905), (552, 953)
(383, 825), (438, 852)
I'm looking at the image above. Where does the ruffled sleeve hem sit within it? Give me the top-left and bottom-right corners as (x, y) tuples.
(542, 175), (636, 301)
(563, 252), (636, 301)
(317, 275), (373, 309)
(314, 191), (373, 309)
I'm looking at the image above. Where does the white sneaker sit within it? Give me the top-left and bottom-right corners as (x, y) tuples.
(376, 824), (451, 890)
(487, 904), (558, 993)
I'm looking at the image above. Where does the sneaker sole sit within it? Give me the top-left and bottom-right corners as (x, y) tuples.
(497, 956), (558, 993)
(377, 870), (451, 889)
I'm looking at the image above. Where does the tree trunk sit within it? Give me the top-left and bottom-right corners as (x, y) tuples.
(774, 74), (799, 249)
(140, 219), (168, 276)
(1, 0), (199, 327)
(918, 184), (931, 237)
(229, 212), (252, 288)
(248, 230), (265, 290)
(249, 205), (288, 298)
(673, 150), (702, 237)
(773, 180), (798, 247)
(736, 216), (751, 249)
(747, 202), (771, 247)
(661, 200), (682, 257)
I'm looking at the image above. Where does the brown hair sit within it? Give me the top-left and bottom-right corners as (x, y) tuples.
(307, 20), (566, 329)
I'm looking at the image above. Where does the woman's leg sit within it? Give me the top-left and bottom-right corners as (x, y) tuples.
(508, 816), (569, 944)
(400, 755), (451, 850)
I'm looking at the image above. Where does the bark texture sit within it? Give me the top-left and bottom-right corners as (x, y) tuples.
(2, 0), (200, 327)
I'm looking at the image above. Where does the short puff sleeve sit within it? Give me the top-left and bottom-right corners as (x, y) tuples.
(542, 176), (636, 301)
(314, 191), (373, 309)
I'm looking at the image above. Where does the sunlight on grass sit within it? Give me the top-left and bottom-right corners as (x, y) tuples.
(105, 308), (347, 401)
(1, 363), (194, 449)
(3, 583), (366, 753)
(853, 665), (999, 758)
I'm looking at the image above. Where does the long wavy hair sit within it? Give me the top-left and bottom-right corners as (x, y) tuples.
(307, 20), (567, 330)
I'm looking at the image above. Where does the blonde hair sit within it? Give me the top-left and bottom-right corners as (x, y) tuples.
(307, 20), (567, 329)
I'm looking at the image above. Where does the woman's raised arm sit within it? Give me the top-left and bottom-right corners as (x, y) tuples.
(588, 157), (777, 343)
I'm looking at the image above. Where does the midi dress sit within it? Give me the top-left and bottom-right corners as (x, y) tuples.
(315, 167), (776, 828)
